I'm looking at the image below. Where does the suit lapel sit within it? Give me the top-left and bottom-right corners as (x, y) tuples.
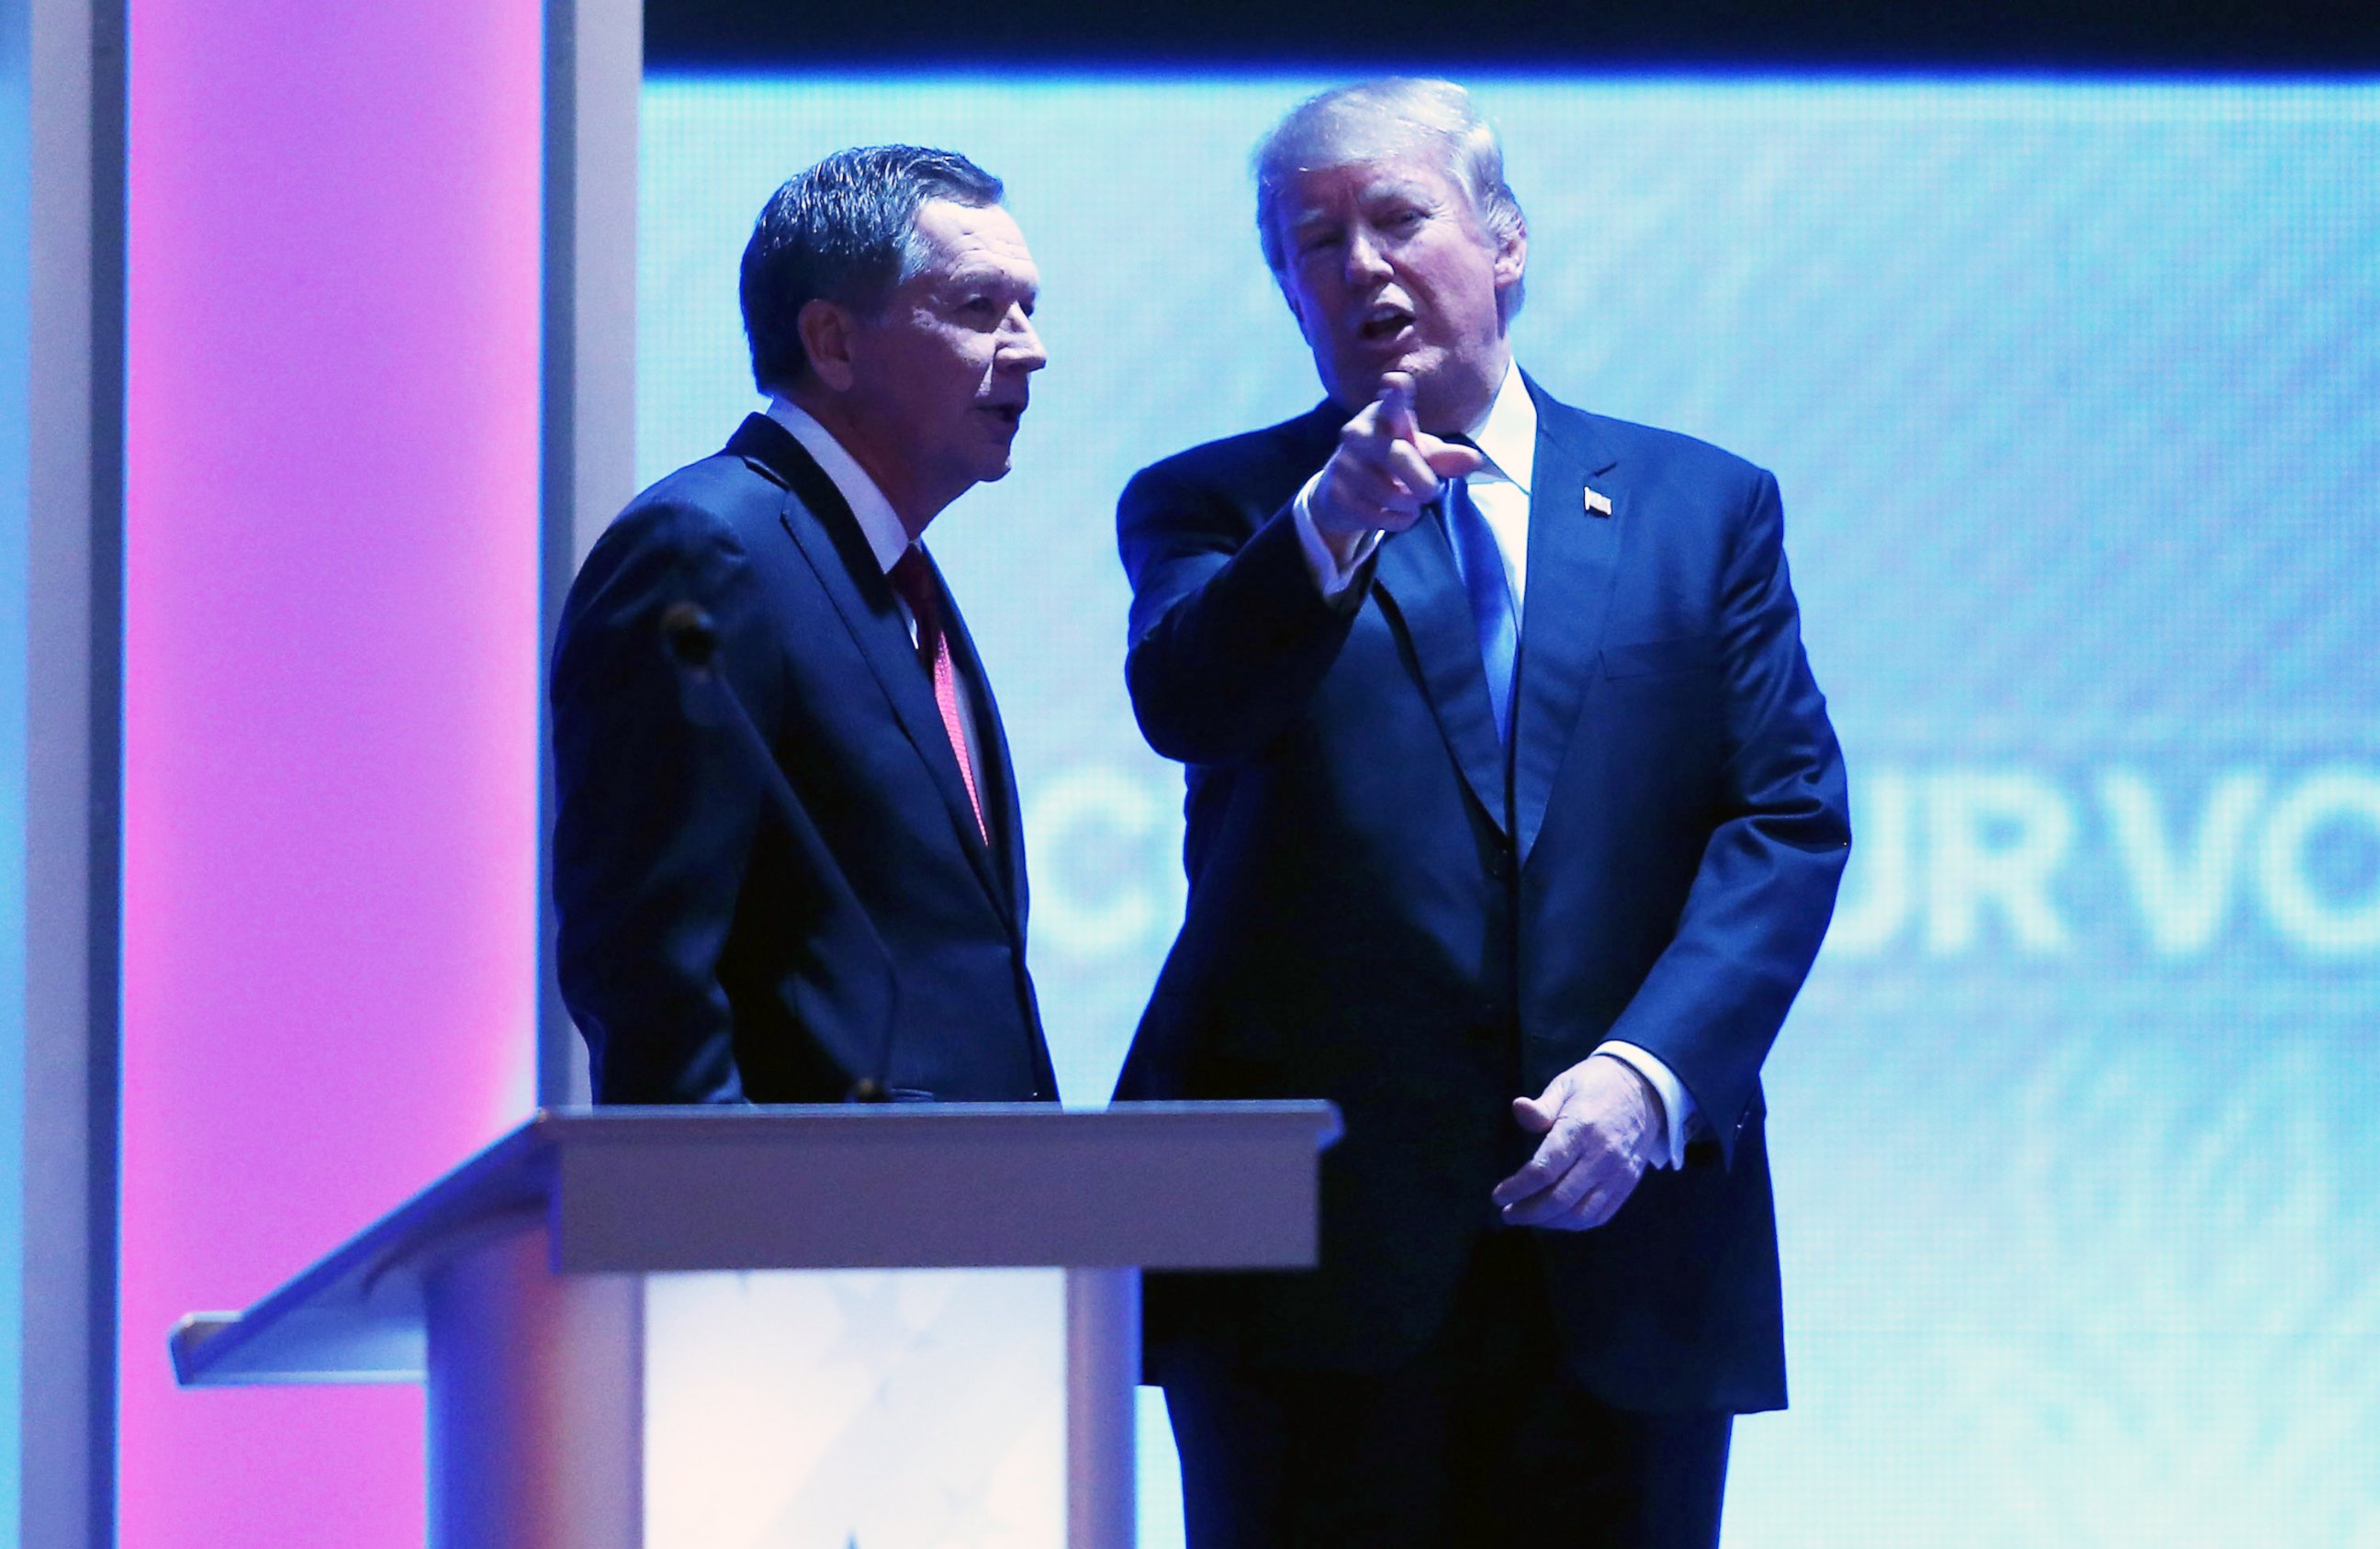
(1371, 511), (1511, 836)
(1511, 383), (1622, 868)
(726, 415), (1012, 914)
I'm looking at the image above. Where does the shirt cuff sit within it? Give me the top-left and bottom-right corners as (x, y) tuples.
(1592, 1042), (1697, 1171)
(1293, 473), (1380, 598)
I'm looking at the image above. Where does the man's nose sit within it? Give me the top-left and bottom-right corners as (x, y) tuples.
(1344, 229), (1392, 284)
(1001, 310), (1048, 373)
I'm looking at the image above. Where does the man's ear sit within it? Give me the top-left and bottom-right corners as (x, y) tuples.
(1493, 219), (1528, 295)
(795, 298), (859, 393)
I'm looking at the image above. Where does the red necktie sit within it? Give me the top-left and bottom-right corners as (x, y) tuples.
(888, 547), (988, 846)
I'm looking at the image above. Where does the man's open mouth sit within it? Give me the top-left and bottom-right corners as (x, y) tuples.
(1360, 304), (1415, 342)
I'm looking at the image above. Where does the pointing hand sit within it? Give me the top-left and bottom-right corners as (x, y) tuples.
(1309, 371), (1485, 545)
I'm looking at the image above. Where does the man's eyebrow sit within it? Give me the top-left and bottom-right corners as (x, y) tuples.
(939, 266), (1036, 296)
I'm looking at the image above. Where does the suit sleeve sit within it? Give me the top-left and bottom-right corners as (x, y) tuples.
(549, 498), (785, 1104)
(1120, 460), (1367, 766)
(1605, 469), (1851, 1163)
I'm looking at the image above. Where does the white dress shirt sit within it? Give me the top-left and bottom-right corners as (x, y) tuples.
(767, 396), (986, 789)
(1292, 365), (1701, 1169)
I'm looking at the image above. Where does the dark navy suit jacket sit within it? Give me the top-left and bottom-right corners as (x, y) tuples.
(552, 414), (1055, 1106)
(1115, 376), (1848, 1413)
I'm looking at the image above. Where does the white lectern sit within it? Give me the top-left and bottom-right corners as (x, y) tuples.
(172, 1102), (1339, 1549)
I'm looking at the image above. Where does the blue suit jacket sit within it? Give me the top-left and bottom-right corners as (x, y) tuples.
(552, 414), (1056, 1106)
(1114, 377), (1848, 1413)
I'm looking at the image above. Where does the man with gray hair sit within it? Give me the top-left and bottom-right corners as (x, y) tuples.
(1114, 80), (1849, 1544)
(553, 145), (1057, 1106)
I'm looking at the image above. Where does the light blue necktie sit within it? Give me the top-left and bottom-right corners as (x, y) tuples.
(1441, 471), (1519, 747)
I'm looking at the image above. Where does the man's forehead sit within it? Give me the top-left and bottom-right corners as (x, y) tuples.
(1280, 156), (1458, 215)
(912, 199), (1036, 276)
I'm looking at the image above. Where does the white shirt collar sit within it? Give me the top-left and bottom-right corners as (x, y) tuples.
(1463, 361), (1538, 496)
(766, 396), (912, 574)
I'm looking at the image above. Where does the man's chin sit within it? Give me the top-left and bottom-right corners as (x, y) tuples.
(962, 430), (1019, 486)
(1366, 344), (1434, 383)
(1325, 347), (1444, 411)
(1403, 353), (1505, 433)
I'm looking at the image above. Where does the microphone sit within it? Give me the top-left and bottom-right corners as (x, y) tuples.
(658, 599), (719, 671)
(659, 601), (900, 1103)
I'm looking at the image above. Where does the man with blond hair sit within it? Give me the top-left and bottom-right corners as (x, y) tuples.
(1114, 81), (1849, 1544)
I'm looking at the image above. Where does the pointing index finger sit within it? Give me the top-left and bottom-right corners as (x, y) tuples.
(1375, 371), (1420, 444)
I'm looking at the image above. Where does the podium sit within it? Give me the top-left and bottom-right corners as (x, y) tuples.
(171, 1102), (1339, 1549)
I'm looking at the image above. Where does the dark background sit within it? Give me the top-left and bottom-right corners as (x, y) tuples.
(647, 0), (2380, 71)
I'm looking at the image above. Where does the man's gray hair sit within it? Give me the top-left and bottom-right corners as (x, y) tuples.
(1252, 78), (1525, 305)
(740, 144), (1005, 394)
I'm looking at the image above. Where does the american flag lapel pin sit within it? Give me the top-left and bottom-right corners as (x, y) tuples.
(1582, 485), (1613, 517)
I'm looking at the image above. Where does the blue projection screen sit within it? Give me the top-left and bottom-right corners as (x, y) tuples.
(639, 76), (2380, 1547)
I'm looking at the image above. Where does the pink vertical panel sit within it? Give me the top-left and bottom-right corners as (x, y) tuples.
(122, 2), (544, 1544)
